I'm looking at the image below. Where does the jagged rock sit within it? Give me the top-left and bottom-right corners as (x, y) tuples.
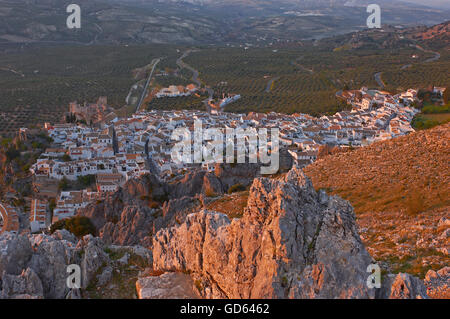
(0, 231), (153, 299)
(78, 163), (268, 246)
(51, 229), (77, 244)
(78, 175), (164, 232)
(77, 235), (110, 289)
(99, 206), (154, 247)
(136, 272), (199, 299)
(424, 267), (449, 299)
(378, 273), (428, 299)
(97, 266), (113, 287)
(155, 196), (201, 231)
(0, 233), (33, 276)
(152, 168), (377, 299)
(0, 268), (44, 299)
(27, 233), (80, 298)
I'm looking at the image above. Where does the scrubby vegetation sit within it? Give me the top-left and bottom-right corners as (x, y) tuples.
(50, 216), (96, 238)
(0, 131), (52, 197)
(228, 183), (246, 194)
(412, 113), (450, 130)
(206, 191), (249, 219)
(305, 123), (449, 215)
(305, 123), (449, 278)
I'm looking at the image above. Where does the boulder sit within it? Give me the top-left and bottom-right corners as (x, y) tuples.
(424, 267), (449, 299)
(136, 272), (199, 299)
(0, 268), (44, 299)
(0, 233), (33, 276)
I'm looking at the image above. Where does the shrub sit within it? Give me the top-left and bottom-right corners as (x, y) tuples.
(77, 174), (96, 187)
(61, 154), (72, 162)
(58, 177), (70, 191)
(50, 216), (96, 238)
(228, 183), (246, 194)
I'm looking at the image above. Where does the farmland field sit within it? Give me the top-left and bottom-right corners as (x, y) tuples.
(0, 44), (182, 136)
(183, 44), (449, 115)
(0, 31), (449, 136)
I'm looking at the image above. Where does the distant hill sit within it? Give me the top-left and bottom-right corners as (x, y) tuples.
(0, 0), (449, 46)
(412, 21), (450, 49)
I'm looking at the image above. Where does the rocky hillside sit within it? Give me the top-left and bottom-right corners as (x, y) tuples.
(412, 21), (450, 49)
(0, 130), (52, 199)
(2, 167), (448, 298)
(304, 123), (449, 215)
(304, 123), (449, 279)
(0, 230), (152, 299)
(147, 168), (435, 299)
(77, 160), (292, 247)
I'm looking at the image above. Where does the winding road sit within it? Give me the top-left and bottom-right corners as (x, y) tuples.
(374, 72), (386, 89)
(416, 45), (441, 63)
(177, 50), (214, 112)
(374, 44), (441, 89)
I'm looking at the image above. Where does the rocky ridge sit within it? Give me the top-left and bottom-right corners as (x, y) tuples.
(149, 168), (430, 299)
(1, 167), (446, 299)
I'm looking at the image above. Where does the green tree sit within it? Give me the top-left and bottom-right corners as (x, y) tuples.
(61, 154), (72, 162)
(58, 177), (70, 191)
(50, 216), (96, 238)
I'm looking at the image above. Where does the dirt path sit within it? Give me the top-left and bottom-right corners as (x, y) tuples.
(136, 58), (160, 113)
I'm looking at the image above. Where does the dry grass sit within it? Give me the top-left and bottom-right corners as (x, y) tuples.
(304, 124), (450, 283)
(305, 123), (450, 214)
(206, 191), (249, 219)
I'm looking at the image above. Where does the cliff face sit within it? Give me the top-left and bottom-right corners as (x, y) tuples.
(0, 230), (152, 299)
(151, 168), (382, 298)
(78, 163), (268, 247)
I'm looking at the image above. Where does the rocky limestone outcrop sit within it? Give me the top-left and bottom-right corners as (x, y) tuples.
(0, 232), (33, 276)
(0, 268), (44, 299)
(0, 230), (129, 299)
(152, 168), (428, 299)
(76, 235), (110, 289)
(377, 273), (428, 299)
(99, 206), (155, 247)
(424, 267), (450, 299)
(78, 163), (279, 246)
(136, 272), (199, 299)
(0, 228), (156, 299)
(27, 230), (82, 298)
(152, 168), (377, 298)
(0, 230), (80, 299)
